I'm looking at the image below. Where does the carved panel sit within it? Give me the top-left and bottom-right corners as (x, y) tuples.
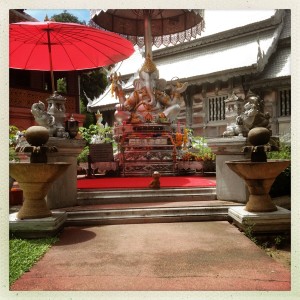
(9, 88), (77, 113)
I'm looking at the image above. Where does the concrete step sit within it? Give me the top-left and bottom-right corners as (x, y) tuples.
(60, 200), (242, 226)
(77, 187), (217, 205)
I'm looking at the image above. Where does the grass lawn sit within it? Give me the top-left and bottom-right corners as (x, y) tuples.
(9, 236), (58, 286)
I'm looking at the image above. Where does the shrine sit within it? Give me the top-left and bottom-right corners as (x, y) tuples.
(7, 9), (292, 293)
(115, 123), (177, 176)
(110, 53), (189, 176)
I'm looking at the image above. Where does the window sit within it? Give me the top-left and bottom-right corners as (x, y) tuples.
(208, 96), (226, 121)
(279, 89), (291, 117)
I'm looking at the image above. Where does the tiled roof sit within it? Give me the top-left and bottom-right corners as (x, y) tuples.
(88, 88), (119, 111)
(255, 46), (290, 80)
(279, 10), (291, 40)
(251, 10), (291, 84)
(116, 12), (285, 84)
(9, 9), (38, 23)
(155, 28), (277, 82)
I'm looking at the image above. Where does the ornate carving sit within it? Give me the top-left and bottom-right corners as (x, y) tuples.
(31, 91), (69, 138)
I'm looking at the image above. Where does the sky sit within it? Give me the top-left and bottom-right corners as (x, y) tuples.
(26, 9), (90, 23)
(25, 9), (276, 37)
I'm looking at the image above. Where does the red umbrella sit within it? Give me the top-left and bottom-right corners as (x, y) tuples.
(9, 21), (134, 92)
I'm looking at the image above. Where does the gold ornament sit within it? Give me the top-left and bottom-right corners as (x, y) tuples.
(141, 54), (158, 74)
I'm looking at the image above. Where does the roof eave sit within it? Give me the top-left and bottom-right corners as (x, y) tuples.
(249, 76), (291, 89)
(153, 10), (285, 59)
(180, 64), (258, 86)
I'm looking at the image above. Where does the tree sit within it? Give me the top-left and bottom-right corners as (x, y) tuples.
(50, 10), (86, 25)
(79, 69), (109, 127)
(80, 69), (108, 101)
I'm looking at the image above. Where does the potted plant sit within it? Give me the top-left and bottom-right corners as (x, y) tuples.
(77, 123), (116, 176)
(78, 124), (114, 144)
(190, 135), (216, 173)
(77, 124), (114, 158)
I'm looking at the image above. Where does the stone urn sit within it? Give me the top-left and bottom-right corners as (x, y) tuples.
(226, 127), (290, 212)
(226, 160), (290, 212)
(9, 163), (70, 219)
(10, 125), (70, 219)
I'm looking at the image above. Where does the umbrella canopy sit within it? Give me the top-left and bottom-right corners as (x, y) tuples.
(10, 21), (134, 92)
(91, 9), (205, 51)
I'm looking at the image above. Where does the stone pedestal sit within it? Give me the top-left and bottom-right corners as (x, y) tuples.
(9, 211), (67, 238)
(207, 137), (249, 203)
(46, 137), (86, 209)
(228, 206), (291, 233)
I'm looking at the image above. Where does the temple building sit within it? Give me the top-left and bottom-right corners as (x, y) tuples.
(9, 9), (290, 138)
(91, 9), (291, 138)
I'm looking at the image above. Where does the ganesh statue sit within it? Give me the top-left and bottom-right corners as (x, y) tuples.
(112, 54), (188, 125)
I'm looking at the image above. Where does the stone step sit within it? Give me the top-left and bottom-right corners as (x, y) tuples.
(60, 200), (242, 226)
(77, 187), (217, 205)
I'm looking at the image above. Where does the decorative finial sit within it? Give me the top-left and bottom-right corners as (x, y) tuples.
(141, 53), (157, 73)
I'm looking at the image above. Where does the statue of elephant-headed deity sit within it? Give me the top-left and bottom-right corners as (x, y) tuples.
(113, 55), (188, 124)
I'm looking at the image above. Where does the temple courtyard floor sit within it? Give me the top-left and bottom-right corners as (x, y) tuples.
(10, 221), (291, 293)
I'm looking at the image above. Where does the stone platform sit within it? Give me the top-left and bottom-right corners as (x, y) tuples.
(228, 206), (291, 233)
(9, 211), (67, 238)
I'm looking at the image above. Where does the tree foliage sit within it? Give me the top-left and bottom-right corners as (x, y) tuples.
(50, 10), (86, 24)
(80, 69), (109, 127)
(80, 69), (108, 100)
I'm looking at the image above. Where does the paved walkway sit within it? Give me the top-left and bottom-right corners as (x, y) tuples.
(10, 221), (290, 292)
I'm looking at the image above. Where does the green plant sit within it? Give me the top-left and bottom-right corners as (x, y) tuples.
(77, 145), (89, 164)
(267, 141), (291, 160)
(191, 135), (216, 161)
(267, 140), (291, 197)
(9, 125), (21, 162)
(9, 147), (19, 162)
(9, 236), (58, 286)
(243, 222), (290, 252)
(243, 221), (258, 244)
(78, 124), (113, 144)
(77, 124), (114, 164)
(57, 77), (67, 94)
(80, 97), (96, 127)
(273, 235), (287, 248)
(9, 125), (19, 146)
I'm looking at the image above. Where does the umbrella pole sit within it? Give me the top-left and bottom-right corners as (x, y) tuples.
(46, 28), (55, 93)
(50, 69), (55, 94)
(144, 12), (153, 60)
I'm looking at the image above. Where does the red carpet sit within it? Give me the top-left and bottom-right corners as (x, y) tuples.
(77, 176), (216, 190)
